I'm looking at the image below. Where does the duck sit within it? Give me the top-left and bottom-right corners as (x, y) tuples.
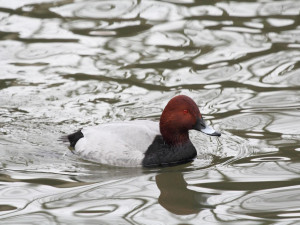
(65, 95), (221, 167)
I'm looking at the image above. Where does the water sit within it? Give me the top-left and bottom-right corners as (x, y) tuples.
(0, 0), (300, 224)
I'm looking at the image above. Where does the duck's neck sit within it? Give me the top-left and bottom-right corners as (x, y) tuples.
(160, 124), (190, 146)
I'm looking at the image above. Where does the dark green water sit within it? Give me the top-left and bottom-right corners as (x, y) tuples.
(0, 0), (300, 224)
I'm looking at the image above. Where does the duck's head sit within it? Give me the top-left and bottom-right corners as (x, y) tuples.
(159, 95), (220, 146)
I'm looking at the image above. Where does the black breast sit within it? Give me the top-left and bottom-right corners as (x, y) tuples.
(142, 135), (197, 167)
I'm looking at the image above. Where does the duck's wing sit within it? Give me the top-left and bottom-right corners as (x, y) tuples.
(74, 120), (160, 167)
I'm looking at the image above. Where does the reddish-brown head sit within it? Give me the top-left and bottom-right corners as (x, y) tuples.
(160, 95), (221, 146)
(159, 95), (202, 146)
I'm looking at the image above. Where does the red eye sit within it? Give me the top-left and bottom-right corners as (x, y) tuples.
(183, 109), (188, 114)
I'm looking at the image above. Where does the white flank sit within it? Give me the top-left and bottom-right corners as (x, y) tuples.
(74, 120), (160, 167)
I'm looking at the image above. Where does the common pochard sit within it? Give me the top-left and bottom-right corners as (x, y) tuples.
(66, 95), (220, 167)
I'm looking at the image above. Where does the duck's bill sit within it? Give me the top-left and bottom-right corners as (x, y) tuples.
(200, 124), (221, 136)
(193, 117), (221, 137)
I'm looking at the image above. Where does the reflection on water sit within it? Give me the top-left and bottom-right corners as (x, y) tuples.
(0, 0), (300, 224)
(156, 171), (216, 215)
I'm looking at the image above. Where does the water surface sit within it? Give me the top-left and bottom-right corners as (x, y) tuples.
(0, 0), (300, 224)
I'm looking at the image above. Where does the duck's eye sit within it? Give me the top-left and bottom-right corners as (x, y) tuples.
(183, 109), (188, 114)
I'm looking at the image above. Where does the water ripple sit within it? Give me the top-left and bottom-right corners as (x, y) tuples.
(0, 0), (300, 223)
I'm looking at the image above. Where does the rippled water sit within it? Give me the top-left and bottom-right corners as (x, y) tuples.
(0, 0), (300, 224)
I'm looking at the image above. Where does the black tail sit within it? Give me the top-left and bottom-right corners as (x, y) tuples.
(60, 130), (84, 148)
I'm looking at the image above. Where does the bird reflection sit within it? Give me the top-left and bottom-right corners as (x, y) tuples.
(156, 171), (216, 215)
